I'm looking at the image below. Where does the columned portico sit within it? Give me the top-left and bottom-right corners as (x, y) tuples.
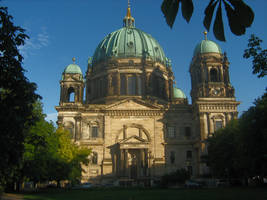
(114, 141), (150, 181)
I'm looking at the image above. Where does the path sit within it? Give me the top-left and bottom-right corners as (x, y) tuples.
(0, 193), (23, 200)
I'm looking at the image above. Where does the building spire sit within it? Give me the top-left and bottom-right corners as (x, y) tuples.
(123, 0), (135, 27)
(204, 30), (208, 40)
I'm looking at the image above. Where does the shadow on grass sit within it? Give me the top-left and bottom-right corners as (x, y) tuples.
(23, 187), (267, 200)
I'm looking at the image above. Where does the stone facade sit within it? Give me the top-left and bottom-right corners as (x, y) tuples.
(55, 8), (239, 184)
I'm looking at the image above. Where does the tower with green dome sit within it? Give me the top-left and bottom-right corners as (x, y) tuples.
(59, 57), (84, 105)
(190, 31), (239, 175)
(56, 4), (239, 183)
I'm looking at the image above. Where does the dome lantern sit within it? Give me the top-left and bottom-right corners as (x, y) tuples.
(123, 0), (135, 27)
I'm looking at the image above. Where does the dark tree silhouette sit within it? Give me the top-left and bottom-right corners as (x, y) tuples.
(0, 7), (40, 187)
(161, 0), (254, 41)
(243, 34), (267, 78)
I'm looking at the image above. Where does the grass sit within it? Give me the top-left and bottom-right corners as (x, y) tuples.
(23, 187), (267, 200)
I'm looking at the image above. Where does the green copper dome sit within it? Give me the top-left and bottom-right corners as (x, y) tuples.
(64, 63), (82, 74)
(173, 87), (186, 99)
(92, 6), (168, 66)
(92, 27), (168, 65)
(193, 39), (222, 56)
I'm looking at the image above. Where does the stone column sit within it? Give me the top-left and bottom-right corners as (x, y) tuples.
(210, 117), (214, 134)
(165, 79), (169, 100)
(169, 79), (173, 100)
(125, 149), (129, 178)
(206, 112), (211, 137)
(207, 66), (210, 82)
(108, 74), (112, 96)
(80, 85), (84, 103)
(120, 149), (124, 176)
(227, 112), (232, 122)
(113, 152), (117, 176)
(117, 149), (121, 176)
(201, 66), (205, 82)
(144, 149), (148, 176)
(199, 113), (207, 153)
(145, 73), (150, 95)
(117, 72), (120, 95)
(123, 125), (127, 139)
(74, 116), (82, 141)
(140, 149), (145, 177)
(220, 66), (224, 82)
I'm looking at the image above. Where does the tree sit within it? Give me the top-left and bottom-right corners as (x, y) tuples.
(161, 0), (254, 41)
(22, 101), (55, 185)
(161, 168), (190, 186)
(207, 91), (267, 184)
(46, 127), (91, 186)
(207, 120), (241, 178)
(243, 34), (267, 78)
(0, 7), (40, 187)
(238, 91), (267, 182)
(23, 118), (91, 187)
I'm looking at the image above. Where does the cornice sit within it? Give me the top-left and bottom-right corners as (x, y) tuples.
(194, 101), (240, 112)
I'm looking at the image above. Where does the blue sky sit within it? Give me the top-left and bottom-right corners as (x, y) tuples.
(2, 0), (266, 123)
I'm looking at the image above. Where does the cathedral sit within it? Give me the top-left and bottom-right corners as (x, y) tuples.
(56, 5), (239, 185)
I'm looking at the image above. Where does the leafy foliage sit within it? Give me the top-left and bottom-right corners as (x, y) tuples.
(207, 120), (240, 178)
(243, 34), (267, 78)
(46, 127), (91, 184)
(161, 0), (254, 41)
(161, 168), (190, 186)
(0, 7), (40, 186)
(22, 101), (55, 183)
(207, 91), (267, 182)
(23, 109), (91, 186)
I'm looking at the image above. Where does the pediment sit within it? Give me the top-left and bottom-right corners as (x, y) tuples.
(105, 98), (162, 110)
(119, 135), (147, 144)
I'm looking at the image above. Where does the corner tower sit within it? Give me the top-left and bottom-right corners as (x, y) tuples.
(60, 58), (84, 105)
(190, 32), (239, 173)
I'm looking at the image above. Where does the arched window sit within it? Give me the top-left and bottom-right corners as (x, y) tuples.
(210, 68), (218, 82)
(67, 87), (75, 102)
(128, 75), (136, 95)
(215, 121), (223, 131)
(120, 75), (126, 95)
(92, 152), (98, 164)
(152, 75), (159, 97)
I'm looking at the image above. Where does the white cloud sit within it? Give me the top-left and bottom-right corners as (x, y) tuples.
(37, 27), (49, 47)
(45, 112), (58, 124)
(18, 26), (49, 59)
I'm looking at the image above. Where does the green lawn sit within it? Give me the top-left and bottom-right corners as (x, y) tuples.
(23, 187), (267, 200)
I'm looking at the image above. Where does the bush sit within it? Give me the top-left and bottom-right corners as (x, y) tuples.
(0, 185), (4, 195)
(161, 168), (190, 187)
